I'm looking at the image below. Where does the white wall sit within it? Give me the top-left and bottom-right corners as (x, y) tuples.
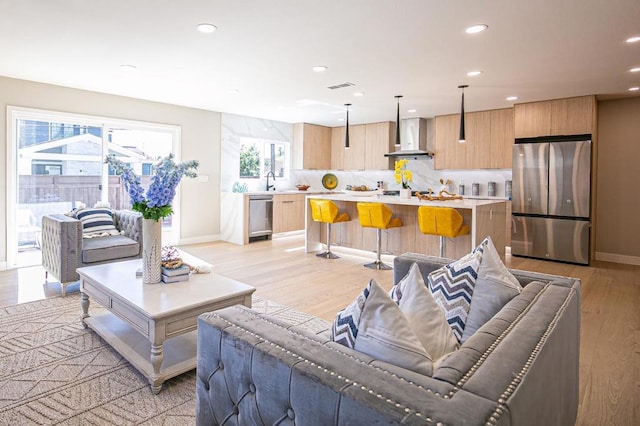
(0, 76), (221, 265)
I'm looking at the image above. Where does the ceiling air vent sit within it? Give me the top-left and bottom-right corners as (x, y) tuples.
(327, 82), (355, 90)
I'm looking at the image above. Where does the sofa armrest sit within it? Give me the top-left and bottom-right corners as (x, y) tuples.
(114, 210), (143, 246)
(41, 214), (82, 283)
(196, 306), (504, 426)
(435, 279), (581, 426)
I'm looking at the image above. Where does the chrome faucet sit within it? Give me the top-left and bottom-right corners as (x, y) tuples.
(265, 171), (276, 191)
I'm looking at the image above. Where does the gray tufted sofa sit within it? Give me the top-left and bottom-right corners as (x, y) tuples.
(41, 210), (143, 295)
(196, 253), (581, 425)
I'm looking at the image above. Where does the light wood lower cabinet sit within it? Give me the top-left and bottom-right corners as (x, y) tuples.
(272, 194), (306, 233)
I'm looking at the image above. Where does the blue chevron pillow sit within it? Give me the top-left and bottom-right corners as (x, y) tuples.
(428, 250), (483, 343)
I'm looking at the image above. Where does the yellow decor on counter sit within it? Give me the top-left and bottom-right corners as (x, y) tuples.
(394, 159), (413, 189)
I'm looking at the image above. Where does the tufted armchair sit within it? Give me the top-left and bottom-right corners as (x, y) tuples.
(41, 210), (143, 295)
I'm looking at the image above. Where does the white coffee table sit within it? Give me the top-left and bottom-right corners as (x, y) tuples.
(77, 258), (255, 394)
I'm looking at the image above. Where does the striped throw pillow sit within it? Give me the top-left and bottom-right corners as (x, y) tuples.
(75, 208), (119, 237)
(428, 250), (483, 343)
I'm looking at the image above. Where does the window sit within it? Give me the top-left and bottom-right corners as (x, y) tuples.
(239, 137), (289, 179)
(31, 161), (62, 175)
(7, 106), (181, 269)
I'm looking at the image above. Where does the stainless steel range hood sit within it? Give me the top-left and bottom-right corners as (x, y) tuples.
(384, 117), (434, 158)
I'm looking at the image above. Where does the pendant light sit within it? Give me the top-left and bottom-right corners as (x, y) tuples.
(344, 103), (351, 149)
(394, 95), (403, 146)
(458, 85), (468, 143)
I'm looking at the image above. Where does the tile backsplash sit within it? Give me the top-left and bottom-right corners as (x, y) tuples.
(292, 159), (512, 198)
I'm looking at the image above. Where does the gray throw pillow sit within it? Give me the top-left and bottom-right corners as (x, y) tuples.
(332, 279), (433, 376)
(461, 237), (522, 342)
(390, 263), (459, 361)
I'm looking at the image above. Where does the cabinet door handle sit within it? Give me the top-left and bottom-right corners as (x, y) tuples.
(282, 200), (294, 204)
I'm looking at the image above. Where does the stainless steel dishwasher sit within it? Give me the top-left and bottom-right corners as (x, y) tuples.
(248, 194), (273, 241)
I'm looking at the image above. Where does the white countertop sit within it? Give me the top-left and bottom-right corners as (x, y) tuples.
(228, 189), (338, 196)
(307, 193), (506, 208)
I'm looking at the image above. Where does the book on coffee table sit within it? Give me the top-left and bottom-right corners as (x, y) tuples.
(161, 273), (190, 283)
(161, 265), (190, 277)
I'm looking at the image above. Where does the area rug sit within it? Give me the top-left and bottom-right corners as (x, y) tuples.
(0, 294), (328, 425)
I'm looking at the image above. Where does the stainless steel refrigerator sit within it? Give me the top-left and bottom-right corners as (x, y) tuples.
(511, 137), (591, 265)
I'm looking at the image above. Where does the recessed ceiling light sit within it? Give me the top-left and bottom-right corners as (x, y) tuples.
(196, 23), (217, 33)
(312, 66), (327, 72)
(407, 109), (417, 113)
(506, 96), (518, 101)
(119, 64), (137, 72)
(227, 89), (240, 94)
(465, 24), (488, 34)
(630, 67), (640, 73)
(353, 92), (365, 97)
(467, 70), (482, 77)
(625, 36), (640, 43)
(337, 118), (345, 122)
(629, 87), (640, 91)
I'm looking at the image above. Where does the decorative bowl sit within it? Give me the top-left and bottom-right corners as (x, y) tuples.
(321, 173), (338, 190)
(296, 184), (310, 191)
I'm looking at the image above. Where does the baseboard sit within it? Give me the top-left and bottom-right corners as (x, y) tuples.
(178, 234), (220, 245)
(595, 252), (640, 266)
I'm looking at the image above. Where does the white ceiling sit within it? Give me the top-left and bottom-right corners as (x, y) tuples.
(1, 0), (639, 127)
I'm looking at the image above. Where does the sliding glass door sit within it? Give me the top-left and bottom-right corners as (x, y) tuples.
(6, 107), (180, 269)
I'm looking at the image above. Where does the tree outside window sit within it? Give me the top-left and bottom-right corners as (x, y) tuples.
(239, 138), (288, 179)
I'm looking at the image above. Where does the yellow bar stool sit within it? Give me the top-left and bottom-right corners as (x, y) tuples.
(310, 199), (351, 259)
(356, 202), (403, 270)
(417, 206), (470, 258)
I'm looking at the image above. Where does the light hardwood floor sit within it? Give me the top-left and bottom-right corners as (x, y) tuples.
(1, 234), (638, 425)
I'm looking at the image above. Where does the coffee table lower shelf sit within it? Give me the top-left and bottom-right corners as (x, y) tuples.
(84, 310), (197, 389)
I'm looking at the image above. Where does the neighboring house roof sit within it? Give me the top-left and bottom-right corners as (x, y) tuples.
(19, 134), (150, 163)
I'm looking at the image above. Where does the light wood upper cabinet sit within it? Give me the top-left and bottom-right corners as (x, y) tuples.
(490, 108), (514, 169)
(466, 111), (492, 169)
(514, 101), (551, 138)
(330, 126), (345, 170)
(433, 114), (460, 169)
(292, 123), (331, 170)
(434, 109), (511, 169)
(272, 194), (305, 233)
(343, 124), (366, 170)
(364, 122), (394, 170)
(331, 121), (394, 170)
(550, 96), (595, 135)
(515, 95), (595, 138)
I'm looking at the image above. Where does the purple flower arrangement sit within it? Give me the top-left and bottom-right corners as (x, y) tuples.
(105, 154), (199, 221)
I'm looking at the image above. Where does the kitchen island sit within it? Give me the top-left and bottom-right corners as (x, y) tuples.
(305, 194), (507, 260)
